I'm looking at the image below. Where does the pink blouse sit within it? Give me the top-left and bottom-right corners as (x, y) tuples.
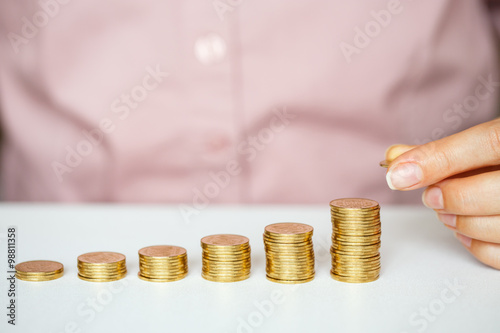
(0, 0), (498, 206)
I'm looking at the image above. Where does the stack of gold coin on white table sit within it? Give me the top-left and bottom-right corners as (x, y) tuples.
(77, 252), (127, 282)
(15, 260), (64, 282)
(138, 245), (188, 282)
(201, 234), (251, 282)
(263, 223), (315, 284)
(330, 198), (381, 283)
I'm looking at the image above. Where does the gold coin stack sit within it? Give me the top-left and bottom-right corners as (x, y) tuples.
(138, 245), (188, 282)
(330, 198), (381, 283)
(263, 223), (315, 284)
(15, 260), (64, 282)
(77, 252), (127, 282)
(201, 234), (251, 282)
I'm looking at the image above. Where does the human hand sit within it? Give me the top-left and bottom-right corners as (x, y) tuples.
(384, 118), (500, 269)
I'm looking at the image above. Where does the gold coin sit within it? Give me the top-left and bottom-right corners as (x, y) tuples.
(139, 245), (187, 257)
(78, 252), (125, 264)
(266, 275), (314, 284)
(78, 273), (127, 282)
(201, 234), (249, 247)
(264, 223), (313, 244)
(330, 198), (379, 209)
(15, 260), (64, 282)
(265, 223), (313, 235)
(202, 275), (250, 283)
(330, 198), (381, 283)
(77, 263), (127, 270)
(138, 272), (187, 282)
(331, 273), (379, 283)
(202, 272), (250, 277)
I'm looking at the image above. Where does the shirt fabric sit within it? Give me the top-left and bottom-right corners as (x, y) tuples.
(0, 0), (498, 205)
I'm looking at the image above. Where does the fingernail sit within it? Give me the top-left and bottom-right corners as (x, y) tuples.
(455, 233), (472, 248)
(422, 187), (444, 210)
(437, 213), (456, 227)
(386, 163), (423, 190)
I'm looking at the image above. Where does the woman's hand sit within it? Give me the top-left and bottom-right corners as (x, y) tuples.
(384, 118), (500, 269)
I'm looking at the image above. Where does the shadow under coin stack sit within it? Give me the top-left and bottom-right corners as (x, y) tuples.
(15, 260), (64, 282)
(330, 198), (381, 283)
(263, 223), (315, 284)
(201, 234), (251, 282)
(77, 252), (127, 282)
(138, 245), (188, 282)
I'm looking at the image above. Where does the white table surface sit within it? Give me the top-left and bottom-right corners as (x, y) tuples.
(0, 204), (499, 333)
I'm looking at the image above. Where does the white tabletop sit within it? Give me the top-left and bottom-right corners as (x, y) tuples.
(0, 204), (499, 333)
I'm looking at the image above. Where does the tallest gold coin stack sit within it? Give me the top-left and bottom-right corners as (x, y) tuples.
(330, 198), (381, 283)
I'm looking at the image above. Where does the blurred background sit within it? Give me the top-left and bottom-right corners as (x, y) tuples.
(0, 0), (499, 205)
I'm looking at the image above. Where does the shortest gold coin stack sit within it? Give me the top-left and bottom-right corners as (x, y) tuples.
(264, 223), (315, 284)
(15, 260), (64, 282)
(201, 234), (251, 282)
(330, 198), (381, 283)
(78, 252), (127, 282)
(138, 245), (188, 282)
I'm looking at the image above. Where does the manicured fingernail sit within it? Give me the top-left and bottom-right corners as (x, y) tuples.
(455, 233), (472, 248)
(386, 163), (423, 190)
(422, 187), (444, 210)
(437, 213), (456, 227)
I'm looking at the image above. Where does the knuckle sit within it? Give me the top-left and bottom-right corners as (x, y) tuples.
(433, 148), (453, 172)
(445, 182), (473, 213)
(486, 124), (500, 162)
(453, 188), (469, 209)
(417, 141), (453, 172)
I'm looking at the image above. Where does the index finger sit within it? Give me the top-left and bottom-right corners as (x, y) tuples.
(386, 118), (500, 190)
